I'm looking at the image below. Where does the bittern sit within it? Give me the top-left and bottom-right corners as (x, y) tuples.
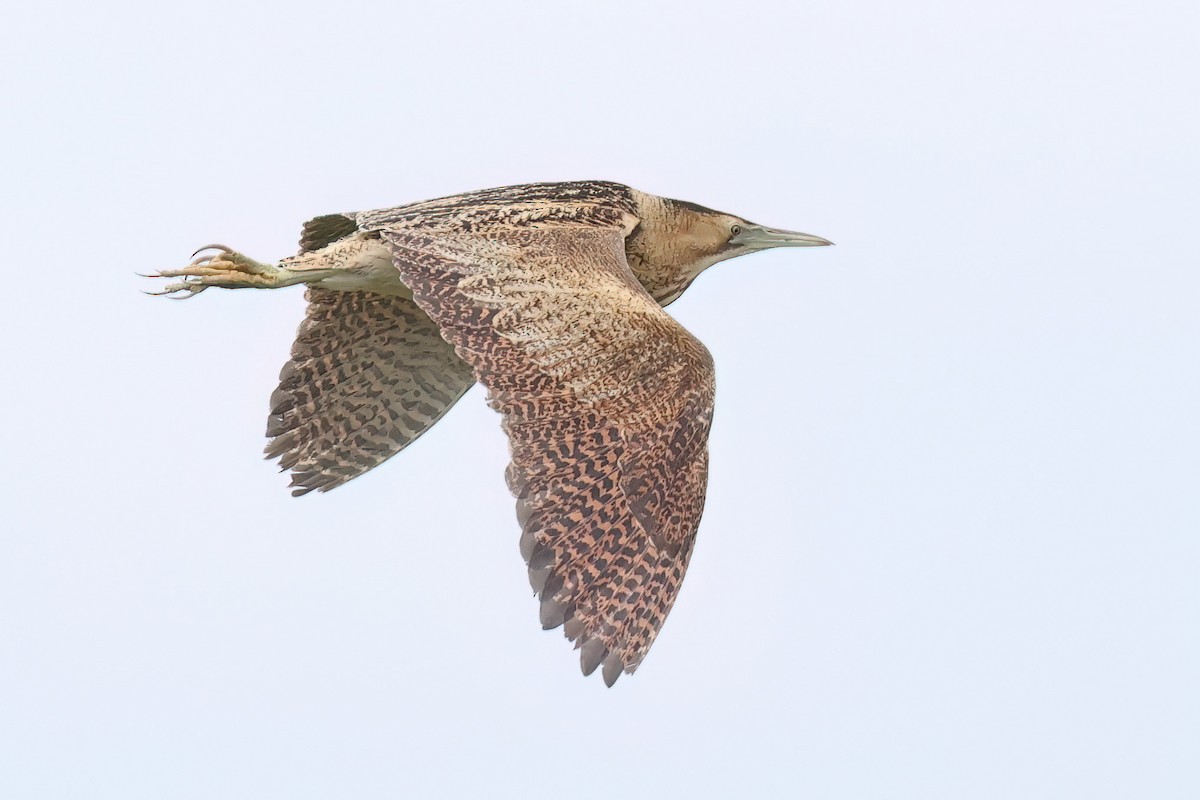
(146, 181), (832, 685)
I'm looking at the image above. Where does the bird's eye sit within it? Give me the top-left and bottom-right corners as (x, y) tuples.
(730, 224), (742, 237)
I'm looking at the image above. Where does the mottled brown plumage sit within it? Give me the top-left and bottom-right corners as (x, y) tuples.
(254, 214), (474, 494)
(147, 180), (831, 685)
(264, 288), (475, 495)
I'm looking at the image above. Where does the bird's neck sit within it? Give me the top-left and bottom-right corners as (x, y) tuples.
(624, 192), (724, 306)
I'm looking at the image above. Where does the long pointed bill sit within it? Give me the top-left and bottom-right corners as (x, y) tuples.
(732, 224), (833, 250)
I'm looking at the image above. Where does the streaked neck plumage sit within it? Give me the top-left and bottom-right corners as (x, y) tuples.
(623, 190), (736, 306)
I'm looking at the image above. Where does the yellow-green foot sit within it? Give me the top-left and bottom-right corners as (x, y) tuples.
(143, 245), (290, 299)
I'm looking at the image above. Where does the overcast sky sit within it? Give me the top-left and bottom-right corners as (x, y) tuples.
(2, 1), (1197, 797)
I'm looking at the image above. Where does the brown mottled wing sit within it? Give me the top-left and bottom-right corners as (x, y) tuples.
(297, 213), (359, 254)
(379, 226), (715, 685)
(264, 215), (475, 496)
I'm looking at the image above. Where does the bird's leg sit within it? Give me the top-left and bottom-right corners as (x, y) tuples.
(143, 245), (339, 299)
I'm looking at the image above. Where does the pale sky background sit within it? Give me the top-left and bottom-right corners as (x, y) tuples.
(1, 1), (1197, 797)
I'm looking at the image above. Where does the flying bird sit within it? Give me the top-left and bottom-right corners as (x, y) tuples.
(147, 181), (832, 685)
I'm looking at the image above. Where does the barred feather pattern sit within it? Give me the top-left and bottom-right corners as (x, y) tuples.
(264, 288), (475, 496)
(376, 224), (715, 685)
(356, 180), (639, 233)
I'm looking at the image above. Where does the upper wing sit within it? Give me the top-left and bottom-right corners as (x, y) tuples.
(378, 224), (715, 685)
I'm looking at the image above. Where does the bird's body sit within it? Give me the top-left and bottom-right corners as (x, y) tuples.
(272, 181), (767, 302)
(148, 180), (831, 685)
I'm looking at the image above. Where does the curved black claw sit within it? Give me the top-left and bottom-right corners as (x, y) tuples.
(190, 243), (233, 258)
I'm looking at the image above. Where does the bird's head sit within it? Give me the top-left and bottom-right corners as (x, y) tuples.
(626, 191), (832, 303)
(666, 197), (834, 263)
